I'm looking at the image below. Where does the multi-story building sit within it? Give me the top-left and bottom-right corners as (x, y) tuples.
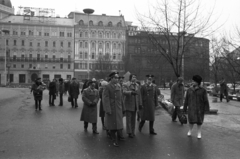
(0, 0), (14, 20)
(126, 24), (210, 85)
(0, 2), (74, 85)
(68, 12), (127, 80)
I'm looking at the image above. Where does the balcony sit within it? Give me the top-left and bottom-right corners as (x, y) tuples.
(0, 56), (73, 63)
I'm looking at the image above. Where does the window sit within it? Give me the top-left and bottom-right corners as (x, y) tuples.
(85, 32), (88, 37)
(37, 42), (40, 47)
(45, 55), (48, 59)
(60, 41), (63, 47)
(89, 20), (93, 26)
(99, 32), (103, 38)
(85, 42), (88, 48)
(45, 64), (48, 69)
(53, 41), (56, 47)
(80, 32), (83, 37)
(13, 64), (16, 68)
(113, 33), (116, 38)
(29, 54), (32, 58)
(79, 52), (83, 59)
(6, 40), (8, 46)
(68, 42), (71, 48)
(91, 42), (95, 49)
(68, 55), (71, 60)
(106, 43), (110, 49)
(68, 64), (71, 69)
(60, 64), (63, 69)
(29, 64), (32, 68)
(13, 31), (18, 35)
(19, 74), (26, 83)
(44, 32), (50, 36)
(22, 40), (25, 46)
(85, 52), (88, 59)
(118, 44), (121, 49)
(113, 43), (116, 49)
(51, 32), (57, 36)
(53, 55), (56, 59)
(108, 21), (112, 27)
(80, 42), (83, 48)
(91, 32), (95, 38)
(117, 22), (122, 27)
(118, 33), (122, 39)
(98, 21), (103, 26)
(37, 54), (40, 60)
(29, 42), (32, 47)
(113, 53), (116, 60)
(79, 20), (84, 25)
(91, 52), (95, 59)
(53, 65), (55, 69)
(45, 41), (48, 47)
(21, 64), (24, 68)
(60, 32), (64, 37)
(67, 33), (72, 37)
(21, 31), (26, 35)
(38, 32), (42, 36)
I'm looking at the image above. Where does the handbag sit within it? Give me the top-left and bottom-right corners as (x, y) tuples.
(68, 96), (72, 102)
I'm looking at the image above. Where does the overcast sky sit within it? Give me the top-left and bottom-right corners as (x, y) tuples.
(10, 0), (240, 37)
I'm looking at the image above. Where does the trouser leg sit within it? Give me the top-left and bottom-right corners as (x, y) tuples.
(75, 98), (78, 107)
(110, 130), (117, 143)
(71, 97), (74, 107)
(172, 106), (178, 121)
(126, 111), (132, 134)
(59, 93), (63, 105)
(220, 93), (223, 101)
(225, 92), (229, 102)
(38, 100), (41, 110)
(49, 95), (52, 105)
(84, 122), (88, 129)
(131, 111), (137, 135)
(92, 123), (97, 131)
(101, 117), (104, 127)
(149, 121), (154, 132)
(35, 100), (38, 110)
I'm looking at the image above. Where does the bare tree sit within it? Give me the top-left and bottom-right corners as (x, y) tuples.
(136, 0), (218, 77)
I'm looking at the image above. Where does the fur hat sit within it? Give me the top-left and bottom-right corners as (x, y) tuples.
(192, 75), (202, 85)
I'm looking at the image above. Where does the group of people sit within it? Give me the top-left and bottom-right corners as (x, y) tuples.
(31, 72), (210, 147)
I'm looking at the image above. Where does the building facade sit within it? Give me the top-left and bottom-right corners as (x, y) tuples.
(69, 12), (126, 80)
(0, 5), (74, 85)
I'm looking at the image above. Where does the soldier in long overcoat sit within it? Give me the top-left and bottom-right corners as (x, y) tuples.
(80, 80), (99, 134)
(102, 72), (125, 147)
(184, 75), (209, 139)
(139, 75), (158, 135)
(69, 77), (80, 108)
(171, 77), (185, 122)
(123, 74), (142, 138)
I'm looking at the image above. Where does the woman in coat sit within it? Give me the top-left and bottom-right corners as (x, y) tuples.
(184, 75), (209, 139)
(80, 80), (99, 134)
(32, 78), (45, 111)
(103, 72), (125, 147)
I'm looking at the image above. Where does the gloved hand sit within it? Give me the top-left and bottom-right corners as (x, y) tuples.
(131, 91), (137, 95)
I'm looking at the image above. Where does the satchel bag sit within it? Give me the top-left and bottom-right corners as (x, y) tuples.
(68, 96), (72, 102)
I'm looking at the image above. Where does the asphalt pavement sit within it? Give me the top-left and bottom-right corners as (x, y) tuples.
(0, 88), (240, 159)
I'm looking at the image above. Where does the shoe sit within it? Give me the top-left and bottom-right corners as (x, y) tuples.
(75, 105), (78, 108)
(128, 134), (134, 138)
(187, 131), (192, 137)
(150, 131), (157, 135)
(39, 108), (42, 111)
(113, 142), (119, 147)
(52, 104), (55, 106)
(118, 136), (125, 141)
(197, 133), (201, 139)
(172, 120), (177, 122)
(84, 127), (88, 131)
(93, 130), (99, 134)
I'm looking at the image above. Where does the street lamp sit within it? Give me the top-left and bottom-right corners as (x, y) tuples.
(83, 8), (94, 79)
(1, 29), (9, 86)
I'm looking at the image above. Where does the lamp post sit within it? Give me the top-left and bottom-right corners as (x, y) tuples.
(83, 8), (94, 79)
(1, 30), (9, 86)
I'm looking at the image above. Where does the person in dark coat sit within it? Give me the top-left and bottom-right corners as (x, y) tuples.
(99, 80), (108, 130)
(69, 77), (80, 108)
(220, 78), (229, 102)
(81, 79), (90, 94)
(169, 80), (173, 90)
(139, 75), (158, 135)
(184, 75), (210, 139)
(48, 79), (57, 106)
(80, 80), (100, 134)
(171, 77), (185, 122)
(123, 74), (142, 138)
(31, 78), (45, 111)
(102, 72), (125, 147)
(64, 79), (70, 95)
(58, 78), (65, 106)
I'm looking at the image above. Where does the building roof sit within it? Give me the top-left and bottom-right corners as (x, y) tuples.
(0, 0), (12, 8)
(0, 15), (75, 26)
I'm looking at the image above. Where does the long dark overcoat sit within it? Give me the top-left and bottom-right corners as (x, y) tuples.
(80, 87), (99, 123)
(32, 83), (44, 100)
(139, 83), (158, 121)
(69, 82), (80, 99)
(102, 82), (125, 130)
(99, 87), (105, 117)
(171, 82), (185, 107)
(48, 82), (57, 95)
(184, 86), (209, 124)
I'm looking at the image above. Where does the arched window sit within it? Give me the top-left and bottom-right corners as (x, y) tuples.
(118, 44), (121, 49)
(113, 33), (116, 38)
(91, 52), (95, 59)
(117, 22), (122, 27)
(79, 32), (83, 37)
(108, 21), (112, 27)
(99, 32), (103, 38)
(117, 53), (121, 60)
(118, 33), (121, 39)
(106, 43), (110, 49)
(98, 21), (103, 26)
(89, 20), (93, 26)
(85, 42), (88, 48)
(85, 32), (88, 37)
(80, 42), (83, 48)
(106, 32), (110, 38)
(113, 53), (116, 60)
(99, 43), (103, 49)
(91, 31), (95, 38)
(79, 52), (83, 59)
(113, 43), (116, 49)
(79, 20), (84, 25)
(91, 42), (95, 49)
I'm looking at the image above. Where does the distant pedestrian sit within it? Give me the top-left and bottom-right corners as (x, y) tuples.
(48, 79), (57, 106)
(31, 78), (45, 111)
(169, 80), (173, 90)
(139, 75), (158, 135)
(103, 72), (125, 147)
(123, 74), (142, 138)
(171, 77), (185, 122)
(69, 77), (80, 108)
(58, 78), (65, 106)
(80, 80), (100, 134)
(184, 75), (209, 139)
(99, 81), (108, 130)
(64, 79), (70, 95)
(220, 78), (229, 102)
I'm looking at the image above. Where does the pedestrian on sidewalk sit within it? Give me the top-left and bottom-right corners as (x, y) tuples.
(32, 78), (45, 111)
(102, 72), (125, 147)
(99, 80), (108, 130)
(220, 78), (229, 102)
(169, 80), (173, 90)
(69, 77), (80, 108)
(184, 75), (210, 139)
(58, 78), (65, 106)
(80, 80), (100, 134)
(171, 77), (185, 122)
(123, 74), (142, 138)
(48, 79), (57, 106)
(138, 75), (158, 135)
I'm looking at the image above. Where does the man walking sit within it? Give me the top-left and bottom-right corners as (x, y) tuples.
(58, 78), (65, 106)
(80, 80), (100, 134)
(48, 79), (57, 106)
(103, 72), (125, 147)
(220, 78), (229, 102)
(69, 77), (80, 108)
(123, 74), (142, 138)
(171, 77), (185, 122)
(184, 75), (210, 139)
(139, 75), (158, 135)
